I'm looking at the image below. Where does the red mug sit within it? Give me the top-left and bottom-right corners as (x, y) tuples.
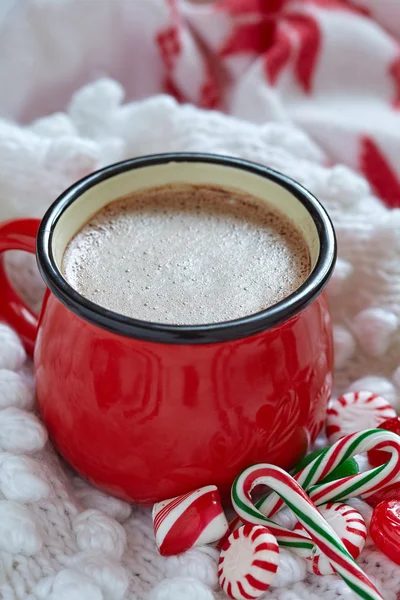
(0, 154), (336, 505)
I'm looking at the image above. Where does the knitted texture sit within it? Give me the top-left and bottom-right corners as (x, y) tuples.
(0, 82), (399, 599)
(0, 0), (400, 598)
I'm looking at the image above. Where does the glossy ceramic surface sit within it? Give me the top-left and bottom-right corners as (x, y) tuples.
(0, 154), (335, 505)
(34, 290), (332, 503)
(0, 219), (39, 354)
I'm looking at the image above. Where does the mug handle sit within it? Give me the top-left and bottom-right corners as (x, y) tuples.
(0, 219), (41, 356)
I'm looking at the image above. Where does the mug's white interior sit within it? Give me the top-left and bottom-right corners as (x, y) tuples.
(51, 161), (320, 274)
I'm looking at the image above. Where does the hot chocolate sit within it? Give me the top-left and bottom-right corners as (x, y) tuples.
(62, 184), (311, 324)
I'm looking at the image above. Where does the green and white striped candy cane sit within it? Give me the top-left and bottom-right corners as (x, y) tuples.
(232, 464), (384, 600)
(221, 429), (400, 547)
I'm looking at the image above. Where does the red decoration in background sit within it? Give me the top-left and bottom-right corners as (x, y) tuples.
(216, 0), (286, 59)
(219, 20), (276, 57)
(156, 25), (182, 70)
(199, 68), (221, 109)
(360, 137), (400, 208)
(216, 0), (287, 17)
(286, 13), (322, 93)
(156, 0), (221, 107)
(263, 13), (321, 93)
(389, 54), (400, 109)
(155, 0), (400, 210)
(264, 26), (292, 85)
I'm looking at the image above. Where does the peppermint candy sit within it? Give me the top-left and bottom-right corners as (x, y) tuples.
(368, 416), (400, 466)
(221, 428), (400, 548)
(326, 391), (395, 443)
(152, 485), (228, 556)
(231, 464), (383, 600)
(293, 502), (367, 575)
(370, 500), (400, 566)
(218, 525), (279, 600)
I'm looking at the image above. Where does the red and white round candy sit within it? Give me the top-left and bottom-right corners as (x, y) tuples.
(153, 485), (228, 556)
(293, 502), (367, 576)
(218, 525), (279, 600)
(326, 391), (396, 444)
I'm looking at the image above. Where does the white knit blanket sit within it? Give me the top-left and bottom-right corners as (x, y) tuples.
(0, 2), (400, 599)
(0, 82), (398, 600)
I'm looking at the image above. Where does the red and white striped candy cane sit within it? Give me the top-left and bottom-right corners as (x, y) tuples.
(293, 502), (367, 576)
(221, 429), (400, 547)
(232, 464), (383, 600)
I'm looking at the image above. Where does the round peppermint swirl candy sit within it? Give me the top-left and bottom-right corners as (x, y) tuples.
(218, 525), (279, 600)
(293, 502), (367, 575)
(326, 391), (396, 444)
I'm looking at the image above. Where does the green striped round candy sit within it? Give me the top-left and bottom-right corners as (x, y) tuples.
(293, 446), (359, 483)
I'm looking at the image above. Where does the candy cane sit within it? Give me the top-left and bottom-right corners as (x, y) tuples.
(293, 502), (367, 575)
(220, 429), (400, 548)
(309, 431), (400, 505)
(262, 429), (400, 516)
(232, 464), (383, 600)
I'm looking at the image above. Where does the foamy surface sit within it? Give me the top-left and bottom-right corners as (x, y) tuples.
(62, 184), (311, 325)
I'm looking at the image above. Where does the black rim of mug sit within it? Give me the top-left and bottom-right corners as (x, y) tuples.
(37, 153), (337, 344)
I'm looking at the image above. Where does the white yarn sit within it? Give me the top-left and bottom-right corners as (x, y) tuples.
(0, 501), (42, 555)
(30, 113), (77, 138)
(0, 75), (399, 598)
(351, 308), (399, 357)
(326, 259), (353, 298)
(0, 453), (51, 502)
(73, 509), (127, 559)
(0, 325), (26, 371)
(0, 408), (47, 454)
(369, 212), (400, 256)
(73, 480), (132, 523)
(270, 548), (307, 589)
(324, 166), (370, 206)
(392, 366), (400, 388)
(0, 370), (34, 410)
(148, 577), (215, 600)
(164, 546), (219, 589)
(67, 551), (129, 600)
(332, 325), (356, 369)
(68, 78), (125, 140)
(346, 377), (400, 412)
(46, 569), (104, 600)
